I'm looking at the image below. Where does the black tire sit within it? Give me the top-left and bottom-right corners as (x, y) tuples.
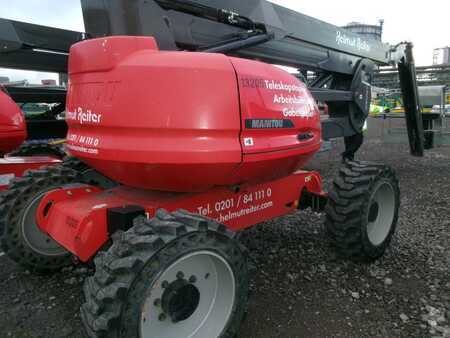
(325, 160), (400, 260)
(8, 143), (65, 159)
(62, 156), (90, 173)
(81, 209), (248, 338)
(0, 166), (81, 272)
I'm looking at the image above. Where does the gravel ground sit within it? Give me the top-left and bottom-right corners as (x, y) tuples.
(0, 118), (449, 338)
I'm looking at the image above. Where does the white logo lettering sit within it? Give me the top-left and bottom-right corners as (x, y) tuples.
(336, 31), (371, 52)
(264, 80), (304, 94)
(282, 107), (314, 118)
(66, 107), (103, 125)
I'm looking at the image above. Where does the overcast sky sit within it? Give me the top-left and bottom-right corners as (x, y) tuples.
(0, 0), (448, 83)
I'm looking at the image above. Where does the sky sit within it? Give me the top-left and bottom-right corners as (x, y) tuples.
(0, 0), (448, 83)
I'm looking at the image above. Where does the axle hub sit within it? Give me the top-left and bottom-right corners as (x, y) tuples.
(161, 278), (200, 323)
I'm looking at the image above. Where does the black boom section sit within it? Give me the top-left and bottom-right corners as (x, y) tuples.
(80, 0), (393, 149)
(397, 43), (425, 157)
(0, 18), (84, 73)
(81, 0), (391, 71)
(6, 86), (67, 103)
(79, 0), (391, 147)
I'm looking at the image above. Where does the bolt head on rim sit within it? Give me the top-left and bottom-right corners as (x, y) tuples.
(140, 250), (236, 338)
(366, 181), (396, 246)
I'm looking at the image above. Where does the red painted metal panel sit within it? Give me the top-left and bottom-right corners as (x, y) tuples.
(230, 57), (322, 155)
(66, 36), (242, 192)
(37, 171), (325, 261)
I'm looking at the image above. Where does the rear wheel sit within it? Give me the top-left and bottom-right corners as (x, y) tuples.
(0, 166), (81, 271)
(81, 209), (248, 338)
(325, 160), (400, 260)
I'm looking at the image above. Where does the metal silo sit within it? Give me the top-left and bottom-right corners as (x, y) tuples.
(342, 20), (384, 41)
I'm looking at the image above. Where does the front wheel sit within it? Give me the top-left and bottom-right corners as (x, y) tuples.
(325, 160), (400, 261)
(81, 209), (248, 338)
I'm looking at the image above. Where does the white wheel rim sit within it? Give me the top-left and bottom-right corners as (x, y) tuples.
(140, 250), (236, 338)
(366, 181), (396, 246)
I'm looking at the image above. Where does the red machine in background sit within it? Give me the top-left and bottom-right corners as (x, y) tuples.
(0, 88), (27, 154)
(0, 89), (61, 189)
(0, 36), (399, 338)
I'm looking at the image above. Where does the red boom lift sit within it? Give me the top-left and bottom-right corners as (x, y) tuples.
(0, 1), (424, 337)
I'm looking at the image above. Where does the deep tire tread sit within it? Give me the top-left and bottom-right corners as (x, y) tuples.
(81, 209), (248, 338)
(325, 160), (400, 261)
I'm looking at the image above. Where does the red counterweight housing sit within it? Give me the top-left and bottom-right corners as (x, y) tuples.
(0, 89), (27, 156)
(66, 36), (321, 192)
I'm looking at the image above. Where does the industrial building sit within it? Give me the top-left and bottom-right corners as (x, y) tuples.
(342, 20), (384, 41)
(433, 47), (450, 65)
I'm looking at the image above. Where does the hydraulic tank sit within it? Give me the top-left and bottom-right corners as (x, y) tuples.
(66, 36), (321, 192)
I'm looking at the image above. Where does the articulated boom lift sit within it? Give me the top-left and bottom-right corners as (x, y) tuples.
(0, 1), (424, 337)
